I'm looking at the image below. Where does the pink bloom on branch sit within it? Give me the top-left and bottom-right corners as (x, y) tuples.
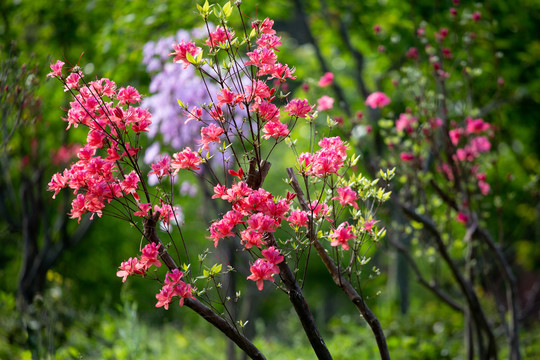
(47, 60), (64, 78)
(206, 26), (235, 47)
(247, 213), (277, 233)
(318, 72), (334, 87)
(121, 170), (140, 195)
(262, 121), (289, 140)
(329, 222), (355, 250)
(258, 18), (276, 35)
(466, 117), (490, 134)
(472, 11), (482, 22)
(245, 47), (277, 68)
(171, 147), (202, 172)
(116, 257), (144, 283)
(363, 219), (378, 234)
(285, 98), (312, 118)
(174, 282), (194, 307)
(117, 86), (142, 105)
(449, 128), (463, 146)
(256, 33), (282, 50)
(261, 246), (283, 273)
(478, 181), (490, 196)
(169, 40), (202, 69)
(247, 258), (277, 290)
(332, 186), (359, 209)
(65, 72), (82, 90)
(199, 123), (224, 150)
(317, 95), (334, 111)
(155, 285), (175, 310)
(140, 243), (162, 270)
(365, 92), (391, 109)
(240, 229), (265, 249)
(149, 155), (172, 178)
(470, 136), (491, 153)
(287, 209), (309, 228)
(133, 202), (152, 217)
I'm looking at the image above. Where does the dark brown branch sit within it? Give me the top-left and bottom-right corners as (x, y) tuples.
(287, 168), (390, 360)
(265, 233), (333, 360)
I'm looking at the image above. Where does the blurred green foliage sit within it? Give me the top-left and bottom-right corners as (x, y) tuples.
(1, 0), (539, 358)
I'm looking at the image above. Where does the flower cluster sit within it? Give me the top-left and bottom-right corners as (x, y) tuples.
(298, 137), (348, 177)
(155, 269), (194, 309)
(116, 243), (162, 282)
(46, 64), (153, 222)
(247, 246), (283, 290)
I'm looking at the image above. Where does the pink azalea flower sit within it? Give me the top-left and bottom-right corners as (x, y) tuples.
(317, 95), (334, 111)
(261, 246), (283, 273)
(139, 243), (162, 270)
(247, 258), (277, 290)
(363, 219), (378, 234)
(465, 117), (490, 134)
(116, 257), (144, 282)
(332, 186), (359, 209)
(171, 147), (202, 172)
(329, 222), (355, 250)
(285, 98), (312, 118)
(318, 72), (334, 87)
(240, 229), (265, 249)
(199, 123), (224, 150)
(149, 155), (172, 178)
(287, 209), (309, 228)
(117, 86), (142, 105)
(365, 92), (391, 109)
(169, 40), (202, 69)
(449, 128), (463, 146)
(133, 202), (152, 217)
(47, 60), (64, 78)
(155, 285), (174, 310)
(206, 26), (235, 47)
(262, 121), (289, 140)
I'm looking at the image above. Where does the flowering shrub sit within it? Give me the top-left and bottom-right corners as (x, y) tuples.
(47, 1), (393, 359)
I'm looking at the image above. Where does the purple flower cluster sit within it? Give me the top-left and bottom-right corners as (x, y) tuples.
(142, 28), (217, 156)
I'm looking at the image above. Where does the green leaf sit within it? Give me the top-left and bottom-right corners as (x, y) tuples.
(202, 0), (210, 13)
(223, 1), (233, 18)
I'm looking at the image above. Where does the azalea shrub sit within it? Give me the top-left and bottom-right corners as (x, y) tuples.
(46, 1), (393, 359)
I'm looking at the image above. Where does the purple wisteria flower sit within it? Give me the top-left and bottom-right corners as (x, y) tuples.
(142, 29), (217, 151)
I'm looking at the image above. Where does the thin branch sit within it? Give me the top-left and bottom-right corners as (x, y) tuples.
(389, 238), (463, 312)
(142, 213), (266, 360)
